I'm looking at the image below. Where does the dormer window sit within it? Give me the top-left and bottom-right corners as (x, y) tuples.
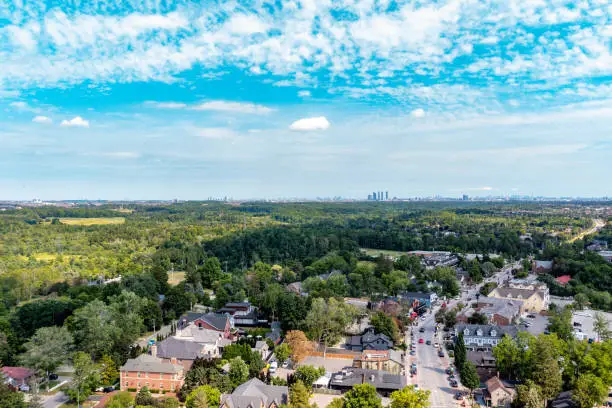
(491, 330), (497, 337)
(464, 328), (470, 335)
(476, 329), (483, 336)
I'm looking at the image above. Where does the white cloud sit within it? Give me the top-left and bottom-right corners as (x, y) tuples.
(411, 108), (425, 118)
(195, 127), (240, 139)
(289, 116), (330, 131)
(9, 101), (29, 110)
(298, 90), (312, 98)
(60, 116), (89, 128)
(32, 115), (52, 124)
(224, 15), (269, 35)
(148, 102), (187, 109)
(192, 101), (274, 114)
(101, 152), (140, 158)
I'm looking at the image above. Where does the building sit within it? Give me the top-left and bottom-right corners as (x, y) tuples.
(220, 378), (288, 408)
(252, 341), (270, 360)
(488, 286), (548, 313)
(555, 275), (572, 286)
(532, 260), (553, 273)
(154, 335), (224, 370)
(329, 368), (406, 397)
(266, 322), (282, 345)
(484, 376), (516, 408)
(475, 297), (523, 326)
(373, 299), (402, 316)
(398, 291), (438, 308)
(352, 350), (405, 375)
(1, 367), (35, 388)
(385, 191), (389, 200)
(598, 251), (612, 263)
(462, 194), (469, 201)
(347, 329), (394, 351)
(550, 391), (578, 408)
(120, 354), (184, 392)
(586, 240), (608, 252)
(466, 351), (497, 381)
(455, 324), (519, 351)
(217, 302), (259, 326)
(179, 312), (233, 338)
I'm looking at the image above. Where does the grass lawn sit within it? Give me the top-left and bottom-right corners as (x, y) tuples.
(168, 271), (186, 286)
(59, 217), (125, 226)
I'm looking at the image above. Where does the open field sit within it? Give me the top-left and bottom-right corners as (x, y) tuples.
(361, 248), (408, 258)
(59, 217), (125, 226)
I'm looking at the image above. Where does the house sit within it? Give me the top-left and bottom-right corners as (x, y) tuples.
(586, 240), (608, 252)
(373, 299), (402, 316)
(475, 297), (523, 326)
(347, 329), (393, 351)
(252, 341), (270, 360)
(532, 260), (553, 273)
(397, 291), (438, 308)
(120, 354), (184, 392)
(352, 350), (405, 375)
(266, 322), (282, 345)
(220, 378), (288, 408)
(217, 302), (259, 326)
(286, 282), (304, 296)
(329, 368), (406, 397)
(154, 335), (222, 370)
(455, 324), (519, 351)
(598, 251), (612, 263)
(488, 286), (548, 313)
(179, 312), (233, 338)
(467, 351), (497, 381)
(1, 367), (35, 388)
(344, 298), (370, 310)
(484, 376), (516, 408)
(555, 275), (572, 286)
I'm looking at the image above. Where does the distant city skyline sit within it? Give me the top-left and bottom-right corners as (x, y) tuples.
(1, 0), (611, 198)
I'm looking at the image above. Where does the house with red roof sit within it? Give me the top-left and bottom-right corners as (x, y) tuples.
(1, 366), (35, 387)
(555, 275), (571, 286)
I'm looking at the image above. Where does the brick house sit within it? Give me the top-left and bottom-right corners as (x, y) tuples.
(120, 354), (184, 392)
(352, 350), (405, 375)
(179, 312), (232, 339)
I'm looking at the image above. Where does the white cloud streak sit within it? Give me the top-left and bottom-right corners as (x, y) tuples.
(289, 116), (331, 131)
(60, 116), (89, 128)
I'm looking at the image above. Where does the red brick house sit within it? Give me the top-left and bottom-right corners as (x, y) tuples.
(180, 312), (232, 339)
(120, 354), (184, 392)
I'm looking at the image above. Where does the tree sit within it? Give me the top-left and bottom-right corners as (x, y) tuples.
(389, 386), (431, 408)
(0, 377), (27, 408)
(99, 354), (119, 386)
(290, 380), (314, 408)
(459, 361), (480, 397)
(186, 385), (221, 408)
(19, 326), (74, 390)
(158, 397), (181, 408)
(201, 257), (223, 288)
(292, 365), (325, 388)
(306, 298), (357, 355)
(467, 312), (488, 325)
(573, 373), (607, 408)
(548, 307), (573, 342)
(515, 380), (544, 408)
(228, 357), (249, 387)
(454, 333), (466, 371)
(275, 343), (291, 364)
(492, 335), (520, 379)
(106, 391), (134, 408)
(531, 357), (562, 402)
(370, 312), (400, 343)
(66, 351), (100, 406)
(135, 387), (155, 406)
(68, 300), (118, 359)
(593, 312), (610, 341)
(573, 293), (589, 310)
(285, 331), (313, 363)
(343, 383), (382, 408)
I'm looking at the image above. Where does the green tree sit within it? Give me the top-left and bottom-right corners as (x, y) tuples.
(532, 358), (562, 402)
(293, 365), (325, 388)
(492, 335), (520, 379)
(158, 397), (181, 408)
(135, 386), (155, 406)
(573, 293), (589, 310)
(306, 298), (357, 355)
(573, 374), (607, 408)
(19, 326), (74, 390)
(275, 343), (291, 364)
(27, 392), (44, 408)
(343, 383), (382, 408)
(68, 300), (118, 359)
(228, 357), (249, 387)
(389, 385), (431, 408)
(459, 361), (480, 397)
(593, 312), (610, 341)
(290, 380), (314, 408)
(0, 376), (27, 408)
(186, 385), (221, 408)
(454, 333), (466, 371)
(201, 257), (223, 288)
(548, 307), (573, 342)
(515, 380), (544, 408)
(370, 312), (400, 343)
(99, 354), (119, 385)
(66, 351), (100, 406)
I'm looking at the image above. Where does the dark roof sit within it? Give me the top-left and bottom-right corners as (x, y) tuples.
(192, 313), (230, 331)
(180, 312), (205, 325)
(156, 337), (207, 360)
(220, 378), (288, 408)
(456, 324), (519, 339)
(361, 331), (392, 345)
(121, 354), (182, 374)
(329, 368), (406, 391)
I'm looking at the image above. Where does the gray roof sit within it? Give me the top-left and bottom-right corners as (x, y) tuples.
(362, 331), (392, 345)
(184, 312), (229, 331)
(456, 324), (519, 339)
(121, 354), (182, 374)
(478, 297), (522, 319)
(220, 378), (288, 408)
(156, 337), (207, 360)
(329, 368), (406, 391)
(534, 260), (553, 269)
(254, 341), (268, 350)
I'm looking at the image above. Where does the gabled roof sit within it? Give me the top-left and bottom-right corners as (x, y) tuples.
(533, 260), (553, 269)
(1, 367), (34, 381)
(456, 324), (518, 339)
(194, 313), (230, 331)
(220, 378), (288, 408)
(486, 376), (511, 395)
(555, 275), (571, 285)
(361, 331), (392, 345)
(156, 337), (208, 360)
(121, 354), (183, 374)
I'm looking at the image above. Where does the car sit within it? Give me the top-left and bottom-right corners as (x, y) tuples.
(19, 384), (30, 392)
(434, 342), (439, 348)
(419, 327), (425, 333)
(454, 392), (464, 400)
(438, 350), (444, 357)
(49, 373), (59, 380)
(527, 314), (536, 319)
(445, 367), (454, 375)
(426, 340), (431, 345)
(419, 338), (424, 344)
(448, 374), (455, 381)
(282, 361), (289, 368)
(450, 380), (458, 388)
(573, 322), (582, 327)
(420, 316), (426, 321)
(103, 386), (115, 393)
(269, 361), (278, 373)
(410, 350), (416, 355)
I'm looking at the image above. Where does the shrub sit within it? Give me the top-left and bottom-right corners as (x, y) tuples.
(127, 387), (137, 392)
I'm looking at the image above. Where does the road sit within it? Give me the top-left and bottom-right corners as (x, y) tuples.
(568, 218), (605, 243)
(42, 391), (68, 408)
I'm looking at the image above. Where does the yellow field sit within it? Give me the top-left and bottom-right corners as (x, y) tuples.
(59, 217), (125, 226)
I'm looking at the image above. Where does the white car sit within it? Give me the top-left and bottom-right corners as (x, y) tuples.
(434, 342), (439, 348)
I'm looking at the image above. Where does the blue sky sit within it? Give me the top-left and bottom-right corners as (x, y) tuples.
(0, 0), (611, 200)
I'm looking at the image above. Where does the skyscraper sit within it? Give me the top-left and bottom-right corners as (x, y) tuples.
(385, 191), (389, 200)
(373, 192), (377, 201)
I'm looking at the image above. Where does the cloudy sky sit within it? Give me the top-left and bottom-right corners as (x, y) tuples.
(1, 0), (611, 200)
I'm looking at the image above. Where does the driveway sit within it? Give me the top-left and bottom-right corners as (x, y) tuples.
(42, 391), (69, 408)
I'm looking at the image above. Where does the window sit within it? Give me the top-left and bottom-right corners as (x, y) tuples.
(160, 384), (164, 389)
(160, 373), (163, 379)
(137, 372), (141, 378)
(125, 382), (129, 387)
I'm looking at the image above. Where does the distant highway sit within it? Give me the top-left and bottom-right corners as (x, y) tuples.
(568, 218), (605, 243)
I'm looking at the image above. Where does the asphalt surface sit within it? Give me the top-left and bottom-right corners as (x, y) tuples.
(42, 391), (69, 408)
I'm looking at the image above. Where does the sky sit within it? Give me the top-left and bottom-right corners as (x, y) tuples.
(0, 0), (611, 200)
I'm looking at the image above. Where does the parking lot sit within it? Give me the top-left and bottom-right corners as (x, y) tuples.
(572, 310), (612, 341)
(522, 314), (549, 335)
(301, 356), (354, 373)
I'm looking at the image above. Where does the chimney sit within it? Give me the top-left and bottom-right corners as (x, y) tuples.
(361, 373), (366, 384)
(150, 344), (157, 357)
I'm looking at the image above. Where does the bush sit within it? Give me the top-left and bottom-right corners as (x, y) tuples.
(127, 387), (137, 392)
(150, 389), (160, 394)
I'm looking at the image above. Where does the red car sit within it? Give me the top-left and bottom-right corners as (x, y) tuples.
(418, 338), (424, 344)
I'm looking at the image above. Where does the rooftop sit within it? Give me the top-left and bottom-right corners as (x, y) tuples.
(220, 378), (288, 408)
(329, 367), (406, 390)
(121, 354), (183, 374)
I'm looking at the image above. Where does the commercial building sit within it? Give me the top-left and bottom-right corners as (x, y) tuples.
(455, 324), (519, 351)
(329, 368), (406, 397)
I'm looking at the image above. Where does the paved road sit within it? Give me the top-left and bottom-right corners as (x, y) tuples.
(569, 218), (605, 243)
(42, 391), (68, 408)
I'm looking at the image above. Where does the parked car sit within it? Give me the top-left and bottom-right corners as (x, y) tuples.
(103, 386), (115, 393)
(527, 314), (536, 319)
(426, 340), (431, 345)
(573, 322), (582, 327)
(19, 384), (30, 392)
(282, 360), (289, 369)
(454, 392), (463, 400)
(434, 342), (439, 348)
(269, 361), (278, 373)
(49, 373), (59, 380)
(410, 350), (416, 356)
(419, 338), (424, 344)
(438, 350), (444, 357)
(450, 380), (459, 388)
(419, 327), (425, 333)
